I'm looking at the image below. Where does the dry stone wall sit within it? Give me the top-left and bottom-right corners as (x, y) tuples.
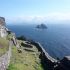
(0, 41), (12, 70)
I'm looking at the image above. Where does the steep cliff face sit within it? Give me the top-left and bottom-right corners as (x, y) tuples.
(0, 17), (8, 37)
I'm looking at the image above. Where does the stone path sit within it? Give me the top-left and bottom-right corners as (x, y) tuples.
(0, 41), (12, 70)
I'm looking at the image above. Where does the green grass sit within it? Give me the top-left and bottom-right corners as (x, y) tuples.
(0, 38), (9, 56)
(7, 34), (13, 40)
(7, 41), (43, 70)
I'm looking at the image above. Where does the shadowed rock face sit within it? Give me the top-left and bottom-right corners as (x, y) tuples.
(0, 17), (5, 26)
(54, 56), (70, 70)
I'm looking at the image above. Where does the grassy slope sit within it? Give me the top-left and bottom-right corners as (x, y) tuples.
(0, 38), (9, 56)
(7, 41), (43, 70)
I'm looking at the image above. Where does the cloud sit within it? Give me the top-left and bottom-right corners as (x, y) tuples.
(23, 13), (70, 22)
(6, 12), (70, 24)
(46, 12), (70, 21)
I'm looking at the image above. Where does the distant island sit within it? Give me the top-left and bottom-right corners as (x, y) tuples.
(36, 23), (47, 29)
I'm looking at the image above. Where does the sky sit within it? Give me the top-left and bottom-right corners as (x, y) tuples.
(0, 0), (70, 23)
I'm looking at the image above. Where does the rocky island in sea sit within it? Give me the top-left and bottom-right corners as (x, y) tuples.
(36, 23), (47, 29)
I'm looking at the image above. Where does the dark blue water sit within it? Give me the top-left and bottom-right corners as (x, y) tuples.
(7, 24), (70, 59)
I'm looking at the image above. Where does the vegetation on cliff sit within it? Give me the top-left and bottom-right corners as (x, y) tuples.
(7, 40), (43, 70)
(0, 38), (9, 56)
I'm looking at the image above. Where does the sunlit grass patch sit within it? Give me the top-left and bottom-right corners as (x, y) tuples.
(8, 41), (43, 70)
(0, 38), (9, 56)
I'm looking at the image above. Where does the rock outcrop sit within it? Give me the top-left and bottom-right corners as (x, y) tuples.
(0, 17), (8, 38)
(0, 17), (5, 26)
(36, 23), (47, 29)
(54, 56), (70, 70)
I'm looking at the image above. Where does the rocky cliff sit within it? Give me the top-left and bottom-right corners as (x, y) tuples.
(0, 17), (5, 26)
(0, 17), (8, 37)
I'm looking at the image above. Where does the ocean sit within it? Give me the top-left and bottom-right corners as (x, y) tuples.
(7, 23), (70, 59)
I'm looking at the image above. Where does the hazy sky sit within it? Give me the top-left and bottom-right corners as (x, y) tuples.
(0, 0), (70, 23)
